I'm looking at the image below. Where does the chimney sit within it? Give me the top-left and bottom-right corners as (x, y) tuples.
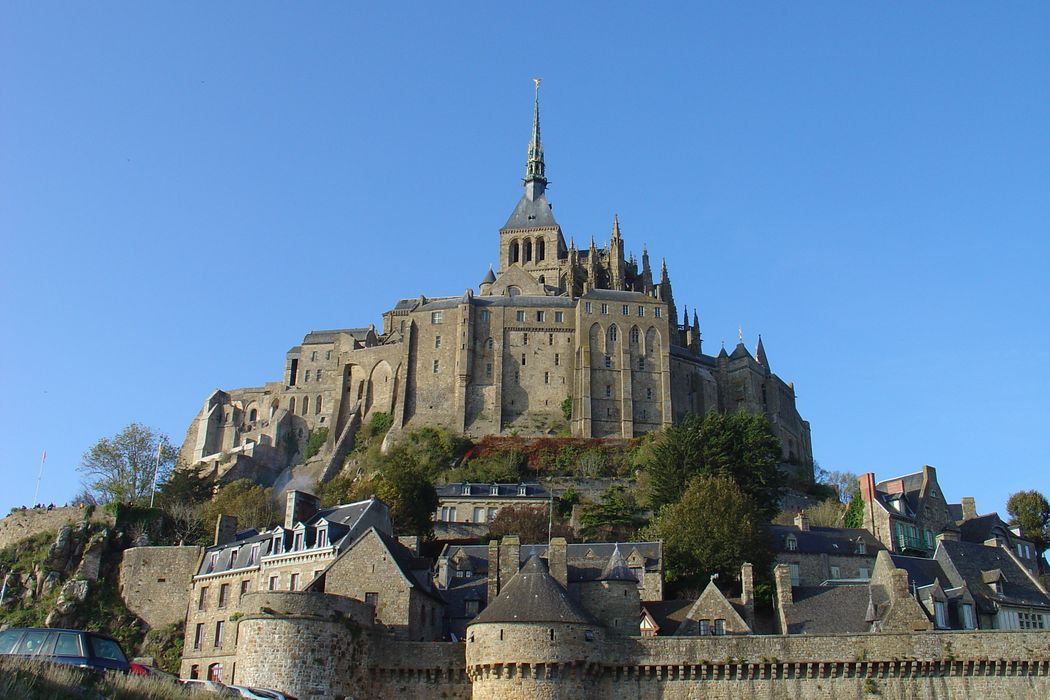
(859, 473), (877, 503)
(285, 490), (320, 530)
(548, 537), (569, 588)
(487, 540), (500, 602)
(397, 535), (420, 556)
(960, 497), (977, 522)
(936, 530), (959, 542)
(888, 569), (910, 600)
(214, 514), (238, 546)
(499, 535), (521, 593)
(794, 511), (810, 532)
(741, 562), (755, 628)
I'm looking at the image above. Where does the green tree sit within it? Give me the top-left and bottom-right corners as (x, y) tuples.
(156, 464), (213, 508)
(843, 489), (865, 529)
(645, 474), (772, 594)
(642, 410), (783, 519)
(1007, 490), (1050, 555)
(200, 480), (279, 533)
(77, 423), (177, 505)
(373, 455), (438, 538)
(579, 486), (646, 541)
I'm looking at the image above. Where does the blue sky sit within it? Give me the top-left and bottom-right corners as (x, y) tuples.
(1, 3), (1047, 517)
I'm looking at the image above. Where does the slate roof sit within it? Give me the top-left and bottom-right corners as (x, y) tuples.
(440, 541), (662, 581)
(436, 482), (551, 499)
(768, 525), (883, 556)
(937, 540), (1050, 613)
(958, 514), (1020, 545)
(503, 193), (559, 230)
(599, 545), (635, 582)
(481, 268), (496, 285)
(889, 554), (953, 590)
(641, 599), (693, 636)
(784, 584), (873, 634)
(301, 328), (371, 345)
(729, 342), (752, 361)
(470, 555), (596, 625)
(582, 288), (654, 302)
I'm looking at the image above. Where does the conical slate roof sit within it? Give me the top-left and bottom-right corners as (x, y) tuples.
(481, 267), (496, 285)
(598, 545), (635, 582)
(470, 555), (596, 626)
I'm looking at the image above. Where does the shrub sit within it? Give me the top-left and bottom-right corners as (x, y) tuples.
(304, 427), (330, 460)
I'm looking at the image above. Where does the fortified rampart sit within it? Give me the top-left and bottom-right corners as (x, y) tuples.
(118, 545), (203, 628)
(0, 506), (112, 550)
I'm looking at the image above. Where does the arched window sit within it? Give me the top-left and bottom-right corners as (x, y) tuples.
(608, 326), (618, 342)
(315, 395), (322, 414)
(509, 240), (519, 264)
(248, 408), (257, 422)
(207, 663), (223, 682)
(302, 396), (310, 415)
(523, 239), (532, 263)
(486, 338), (494, 350)
(288, 397), (296, 414)
(270, 399), (279, 417)
(630, 328), (640, 344)
(507, 286), (521, 297)
(536, 238), (545, 261)
(538, 275), (545, 284)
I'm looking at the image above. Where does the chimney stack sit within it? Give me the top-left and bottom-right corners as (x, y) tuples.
(794, 511), (810, 532)
(859, 473), (877, 503)
(499, 535), (521, 592)
(741, 562), (755, 629)
(548, 537), (568, 588)
(960, 497), (977, 522)
(773, 563), (793, 634)
(214, 514), (238, 546)
(285, 490), (320, 530)
(487, 539), (500, 601)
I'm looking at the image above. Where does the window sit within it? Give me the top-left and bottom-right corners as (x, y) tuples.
(859, 567), (870, 580)
(326, 350), (332, 360)
(193, 623), (204, 650)
(654, 307), (662, 318)
(856, 541), (867, 555)
(240, 580), (250, 597)
(431, 311), (443, 324)
(548, 333), (554, 345)
(605, 355), (612, 369)
(268, 576), (278, 591)
(555, 311), (564, 322)
(479, 310), (490, 322)
(434, 336), (441, 349)
(646, 387), (653, 400)
(622, 304), (630, 315)
(310, 351), (317, 361)
(214, 621), (224, 648)
(433, 359), (440, 373)
(830, 566), (841, 579)
(638, 358), (645, 371)
(789, 563), (800, 586)
(608, 326), (618, 342)
(198, 587), (209, 611)
(365, 592), (379, 607)
(205, 553), (217, 574)
(289, 573), (300, 591)
(465, 600), (480, 616)
(630, 328), (640, 344)
(544, 371), (550, 384)
(521, 354), (526, 366)
(961, 603), (975, 629)
(487, 507), (498, 521)
(518, 485), (527, 496)
(247, 544), (259, 566)
(600, 303), (609, 314)
(786, 535), (797, 551)
(490, 484), (499, 496)
(316, 369), (322, 381)
(516, 310), (526, 322)
(554, 353), (560, 366)
(473, 506), (485, 522)
(698, 619), (710, 635)
(190, 665), (200, 680)
(638, 306), (645, 317)
(934, 601), (947, 629)
(536, 311), (545, 322)
(218, 584), (229, 609)
(317, 528), (328, 547)
(605, 385), (612, 398)
(523, 333), (528, 345)
(585, 302), (592, 314)
(294, 532), (304, 550)
(485, 362), (492, 378)
(714, 619), (726, 636)
(304, 370), (310, 382)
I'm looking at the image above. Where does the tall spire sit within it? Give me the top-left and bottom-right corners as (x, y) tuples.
(524, 78), (547, 201)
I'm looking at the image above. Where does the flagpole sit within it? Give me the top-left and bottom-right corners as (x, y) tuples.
(149, 441), (163, 508)
(34, 450), (46, 504)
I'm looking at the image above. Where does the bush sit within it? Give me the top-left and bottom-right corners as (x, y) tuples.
(304, 427), (330, 460)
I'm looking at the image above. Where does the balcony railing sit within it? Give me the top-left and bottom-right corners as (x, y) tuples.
(897, 531), (932, 553)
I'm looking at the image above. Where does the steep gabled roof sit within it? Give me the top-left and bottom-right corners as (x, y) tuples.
(936, 540), (1050, 613)
(784, 584), (872, 634)
(469, 555), (596, 626)
(503, 193), (559, 230)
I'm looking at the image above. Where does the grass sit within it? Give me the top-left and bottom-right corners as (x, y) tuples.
(0, 657), (197, 699)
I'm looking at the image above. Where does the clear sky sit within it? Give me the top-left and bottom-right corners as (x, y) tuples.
(1, 3), (1047, 517)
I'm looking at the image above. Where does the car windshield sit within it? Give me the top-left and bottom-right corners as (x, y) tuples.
(88, 635), (126, 662)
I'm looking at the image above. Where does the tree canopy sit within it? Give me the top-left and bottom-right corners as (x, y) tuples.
(1007, 490), (1050, 555)
(641, 410), (783, 519)
(578, 485), (647, 542)
(200, 479), (280, 533)
(645, 474), (772, 595)
(77, 423), (177, 505)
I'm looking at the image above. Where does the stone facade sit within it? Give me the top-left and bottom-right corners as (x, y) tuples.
(858, 466), (956, 556)
(435, 482), (551, 524)
(177, 87), (813, 485)
(118, 545), (202, 628)
(770, 513), (884, 587)
(0, 505), (112, 551)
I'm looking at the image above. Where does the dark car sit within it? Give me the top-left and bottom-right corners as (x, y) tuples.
(0, 627), (130, 673)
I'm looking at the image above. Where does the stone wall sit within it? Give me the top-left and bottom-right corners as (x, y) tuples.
(0, 505), (112, 551)
(118, 545), (201, 628)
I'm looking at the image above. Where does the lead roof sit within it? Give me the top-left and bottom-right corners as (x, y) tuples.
(469, 555), (596, 626)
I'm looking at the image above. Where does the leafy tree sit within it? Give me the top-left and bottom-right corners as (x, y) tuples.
(446, 450), (526, 483)
(822, 470), (860, 503)
(579, 486), (647, 541)
(303, 427), (329, 460)
(1007, 490), (1050, 555)
(556, 487), (580, 518)
(487, 504), (570, 544)
(645, 474), (772, 595)
(372, 453), (438, 538)
(77, 423), (177, 505)
(156, 464), (213, 508)
(200, 479), (279, 533)
(642, 410), (783, 519)
(773, 498), (843, 528)
(843, 489), (865, 529)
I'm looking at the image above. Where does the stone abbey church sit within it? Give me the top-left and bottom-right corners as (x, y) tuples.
(179, 86), (812, 478)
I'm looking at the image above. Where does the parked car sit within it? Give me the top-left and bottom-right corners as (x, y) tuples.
(232, 688), (298, 700)
(0, 627), (129, 673)
(180, 679), (240, 695)
(129, 661), (179, 681)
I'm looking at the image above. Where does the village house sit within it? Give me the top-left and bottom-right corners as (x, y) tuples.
(769, 511), (884, 587)
(434, 481), (551, 524)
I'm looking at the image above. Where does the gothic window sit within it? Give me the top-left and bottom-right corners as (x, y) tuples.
(509, 240), (519, 264)
(537, 238), (545, 261)
(315, 396), (322, 414)
(289, 397), (296, 414)
(523, 239), (532, 262)
(302, 397), (309, 415)
(248, 408), (257, 422)
(486, 338), (494, 350)
(609, 326), (618, 342)
(630, 328), (640, 344)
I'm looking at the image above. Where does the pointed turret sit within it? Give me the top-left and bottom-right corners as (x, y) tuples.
(756, 334), (769, 368)
(481, 266), (496, 285)
(692, 309), (702, 354)
(612, 214), (621, 240)
(599, 545), (635, 582)
(523, 78), (546, 201)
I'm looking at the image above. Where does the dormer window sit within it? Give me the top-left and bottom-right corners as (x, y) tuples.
(490, 484), (499, 496)
(462, 483), (471, 496)
(228, 547), (239, 567)
(856, 540), (866, 555)
(247, 544), (259, 566)
(993, 580), (1003, 595)
(205, 552), (218, 574)
(272, 534), (283, 555)
(786, 535), (798, 551)
(294, 532), (304, 551)
(317, 527), (328, 548)
(518, 485), (527, 496)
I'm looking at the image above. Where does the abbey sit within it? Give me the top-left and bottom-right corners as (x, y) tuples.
(179, 86), (812, 479)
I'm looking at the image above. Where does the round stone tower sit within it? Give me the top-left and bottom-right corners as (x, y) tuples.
(465, 555), (605, 699)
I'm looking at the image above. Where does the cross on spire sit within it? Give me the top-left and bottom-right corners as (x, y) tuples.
(523, 78), (546, 200)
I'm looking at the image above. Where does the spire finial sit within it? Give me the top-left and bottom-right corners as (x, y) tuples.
(523, 78), (546, 199)
(612, 213), (621, 239)
(738, 325), (744, 343)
